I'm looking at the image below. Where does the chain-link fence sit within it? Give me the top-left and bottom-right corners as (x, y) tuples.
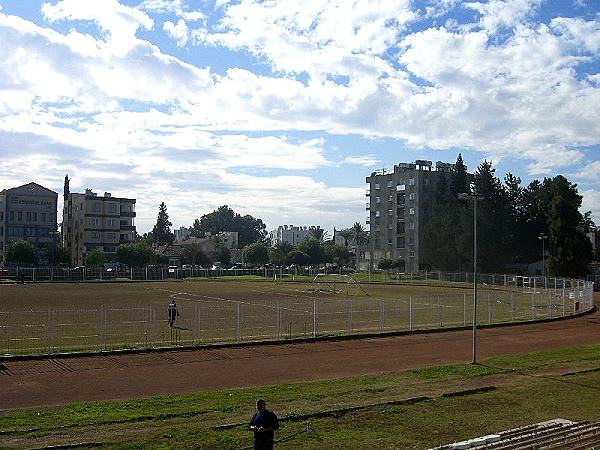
(0, 271), (593, 356)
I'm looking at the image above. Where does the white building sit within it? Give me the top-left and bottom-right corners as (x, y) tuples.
(270, 225), (315, 246)
(174, 226), (191, 243)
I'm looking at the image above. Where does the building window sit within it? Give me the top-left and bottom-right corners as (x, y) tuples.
(410, 251), (415, 257)
(409, 222), (415, 230)
(90, 218), (100, 226)
(32, 212), (37, 221)
(92, 202), (101, 213)
(0, 211), (4, 221)
(409, 178), (415, 186)
(409, 208), (415, 215)
(388, 210), (393, 216)
(375, 211), (380, 217)
(396, 184), (405, 191)
(375, 196), (380, 203)
(409, 193), (415, 201)
(388, 239), (392, 246)
(17, 211), (22, 221)
(388, 195), (393, 202)
(375, 225), (380, 231)
(424, 179), (429, 186)
(26, 212), (31, 221)
(92, 232), (100, 239)
(41, 212), (46, 222)
(387, 181), (393, 187)
(108, 218), (116, 227)
(108, 203), (118, 214)
(9, 211), (14, 221)
(0, 226), (3, 236)
(375, 183), (380, 189)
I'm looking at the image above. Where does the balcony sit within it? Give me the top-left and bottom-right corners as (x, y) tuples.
(120, 225), (135, 231)
(120, 211), (136, 217)
(365, 189), (370, 196)
(365, 203), (370, 210)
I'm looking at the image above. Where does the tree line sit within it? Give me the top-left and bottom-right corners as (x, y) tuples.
(420, 154), (594, 277)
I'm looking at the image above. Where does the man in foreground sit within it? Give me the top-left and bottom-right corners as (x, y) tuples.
(249, 398), (279, 450)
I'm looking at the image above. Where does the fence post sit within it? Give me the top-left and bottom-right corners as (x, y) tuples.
(531, 278), (535, 319)
(235, 302), (241, 341)
(47, 305), (54, 354)
(313, 298), (317, 338)
(380, 299), (384, 332)
(348, 298), (353, 334)
(276, 299), (280, 339)
(562, 280), (566, 316)
(511, 289), (515, 321)
(488, 292), (492, 324)
(463, 293), (467, 326)
(438, 295), (442, 328)
(409, 296), (413, 330)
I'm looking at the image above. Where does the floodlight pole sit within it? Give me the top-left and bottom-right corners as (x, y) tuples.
(459, 192), (484, 364)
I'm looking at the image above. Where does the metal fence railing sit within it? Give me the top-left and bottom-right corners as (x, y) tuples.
(0, 269), (594, 357)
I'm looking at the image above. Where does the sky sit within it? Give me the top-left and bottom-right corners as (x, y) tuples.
(0, 0), (599, 235)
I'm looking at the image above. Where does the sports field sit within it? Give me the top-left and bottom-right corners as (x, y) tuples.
(0, 278), (589, 356)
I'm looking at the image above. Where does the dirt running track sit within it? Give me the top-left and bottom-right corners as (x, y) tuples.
(1, 294), (599, 410)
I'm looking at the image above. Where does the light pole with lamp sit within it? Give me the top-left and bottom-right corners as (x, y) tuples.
(538, 233), (548, 279)
(459, 192), (484, 364)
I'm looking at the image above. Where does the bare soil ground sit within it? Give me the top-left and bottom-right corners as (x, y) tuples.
(1, 293), (598, 411)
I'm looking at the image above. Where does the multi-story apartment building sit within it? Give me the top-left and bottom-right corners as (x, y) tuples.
(174, 226), (191, 243)
(0, 182), (58, 263)
(365, 160), (455, 272)
(62, 176), (136, 265)
(270, 225), (316, 246)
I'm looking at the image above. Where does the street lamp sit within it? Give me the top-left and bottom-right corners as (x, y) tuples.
(538, 233), (548, 278)
(459, 192), (484, 364)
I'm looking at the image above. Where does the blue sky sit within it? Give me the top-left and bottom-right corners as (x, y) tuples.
(0, 0), (599, 234)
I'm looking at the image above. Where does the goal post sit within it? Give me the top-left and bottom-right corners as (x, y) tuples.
(312, 273), (369, 296)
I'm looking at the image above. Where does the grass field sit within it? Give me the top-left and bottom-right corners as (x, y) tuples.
(0, 279), (584, 356)
(1, 344), (599, 449)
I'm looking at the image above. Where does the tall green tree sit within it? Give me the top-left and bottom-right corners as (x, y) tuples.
(242, 242), (269, 266)
(4, 240), (37, 265)
(350, 222), (368, 268)
(421, 156), (471, 270)
(182, 243), (211, 268)
(296, 237), (326, 265)
(268, 241), (294, 266)
(309, 227), (329, 243)
(193, 205), (266, 247)
(151, 202), (175, 245)
(116, 242), (155, 266)
(85, 248), (107, 266)
(472, 160), (513, 272)
(544, 176), (593, 277)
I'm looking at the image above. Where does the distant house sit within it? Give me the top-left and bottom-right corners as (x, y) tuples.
(154, 231), (239, 267)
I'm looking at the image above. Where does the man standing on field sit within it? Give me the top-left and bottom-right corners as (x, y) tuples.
(249, 398), (279, 450)
(168, 299), (178, 327)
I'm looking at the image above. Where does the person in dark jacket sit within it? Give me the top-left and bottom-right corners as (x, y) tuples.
(249, 398), (279, 450)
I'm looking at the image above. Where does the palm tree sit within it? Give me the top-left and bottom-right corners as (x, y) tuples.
(309, 226), (329, 242)
(350, 222), (368, 269)
(337, 229), (354, 249)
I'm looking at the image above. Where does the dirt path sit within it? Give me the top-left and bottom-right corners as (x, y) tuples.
(1, 295), (598, 410)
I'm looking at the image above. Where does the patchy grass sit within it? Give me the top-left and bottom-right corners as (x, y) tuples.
(1, 344), (600, 449)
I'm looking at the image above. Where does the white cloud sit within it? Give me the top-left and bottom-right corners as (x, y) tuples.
(342, 155), (380, 167)
(163, 18), (188, 47)
(465, 0), (542, 33)
(581, 189), (600, 224)
(575, 161), (600, 180)
(42, 0), (153, 55)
